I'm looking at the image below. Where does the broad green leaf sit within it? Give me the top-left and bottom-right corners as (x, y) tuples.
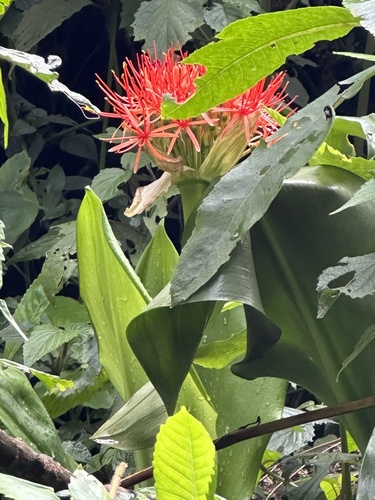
(196, 300), (285, 499)
(42, 370), (109, 419)
(77, 187), (149, 401)
(357, 425), (375, 500)
(233, 166), (375, 452)
(23, 324), (81, 366)
(317, 253), (375, 318)
(331, 178), (375, 214)
(0, 190), (39, 245)
(132, 0), (204, 54)
(320, 477), (341, 500)
(0, 67), (8, 148)
(0, 473), (59, 500)
(343, 0), (375, 37)
(203, 2), (253, 32)
(0, 366), (76, 470)
(92, 381), (167, 450)
(14, 281), (50, 325)
(162, 7), (358, 119)
(45, 296), (90, 327)
(310, 143), (375, 179)
(0, 150), (31, 191)
(336, 324), (375, 381)
(154, 406), (216, 500)
(119, 0), (141, 30)
(13, 0), (91, 52)
(136, 221), (179, 297)
(69, 469), (110, 500)
(195, 330), (246, 368)
(171, 87), (336, 304)
(91, 167), (131, 202)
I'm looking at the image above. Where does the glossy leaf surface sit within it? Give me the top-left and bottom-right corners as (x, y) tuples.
(233, 166), (375, 451)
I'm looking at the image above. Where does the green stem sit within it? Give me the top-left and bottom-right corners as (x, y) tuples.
(339, 422), (353, 500)
(178, 180), (210, 228)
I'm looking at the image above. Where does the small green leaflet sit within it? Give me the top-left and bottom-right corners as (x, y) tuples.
(336, 325), (375, 381)
(331, 178), (375, 214)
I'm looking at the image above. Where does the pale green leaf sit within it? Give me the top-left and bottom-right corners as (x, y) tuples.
(331, 178), (375, 214)
(13, 0), (91, 52)
(136, 221), (179, 297)
(0, 366), (76, 470)
(162, 7), (358, 119)
(336, 324), (375, 381)
(76, 187), (149, 401)
(23, 324), (81, 366)
(171, 88), (335, 304)
(132, 0), (205, 54)
(310, 143), (375, 179)
(335, 51), (375, 62)
(0, 473), (59, 500)
(0, 191), (39, 245)
(154, 406), (216, 500)
(92, 381), (167, 450)
(91, 167), (131, 202)
(14, 281), (50, 325)
(69, 469), (110, 500)
(45, 296), (90, 327)
(317, 253), (375, 318)
(0, 67), (9, 148)
(343, 0), (375, 37)
(195, 330), (246, 368)
(204, 2), (251, 32)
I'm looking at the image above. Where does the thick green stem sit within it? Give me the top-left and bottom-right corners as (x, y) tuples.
(339, 422), (353, 500)
(178, 180), (210, 229)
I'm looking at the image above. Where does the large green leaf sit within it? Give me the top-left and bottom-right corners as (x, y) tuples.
(162, 7), (358, 119)
(153, 406), (216, 500)
(233, 166), (375, 452)
(357, 425), (375, 499)
(196, 302), (286, 499)
(170, 87), (336, 305)
(77, 188), (149, 401)
(68, 469), (110, 500)
(0, 367), (76, 470)
(343, 0), (375, 37)
(132, 0), (205, 54)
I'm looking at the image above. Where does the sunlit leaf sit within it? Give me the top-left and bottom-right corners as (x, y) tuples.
(162, 7), (358, 119)
(69, 469), (110, 500)
(154, 406), (216, 500)
(0, 67), (9, 148)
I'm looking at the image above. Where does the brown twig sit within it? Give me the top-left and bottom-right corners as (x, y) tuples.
(120, 395), (375, 489)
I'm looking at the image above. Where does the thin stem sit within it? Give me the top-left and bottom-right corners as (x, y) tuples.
(339, 422), (353, 500)
(109, 462), (127, 499)
(120, 395), (375, 488)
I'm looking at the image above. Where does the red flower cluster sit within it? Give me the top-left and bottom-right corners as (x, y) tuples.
(97, 46), (290, 174)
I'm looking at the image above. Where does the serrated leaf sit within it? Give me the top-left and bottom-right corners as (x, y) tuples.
(45, 296), (90, 327)
(162, 7), (358, 119)
(0, 67), (9, 148)
(204, 2), (250, 32)
(171, 88), (336, 304)
(288, 455), (336, 500)
(0, 473), (59, 500)
(317, 253), (375, 318)
(331, 178), (375, 214)
(0, 366), (76, 470)
(23, 324), (81, 366)
(343, 0), (375, 37)
(132, 0), (205, 54)
(13, 0), (91, 52)
(91, 167), (131, 202)
(336, 324), (375, 381)
(154, 406), (216, 500)
(92, 381), (167, 450)
(69, 469), (110, 500)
